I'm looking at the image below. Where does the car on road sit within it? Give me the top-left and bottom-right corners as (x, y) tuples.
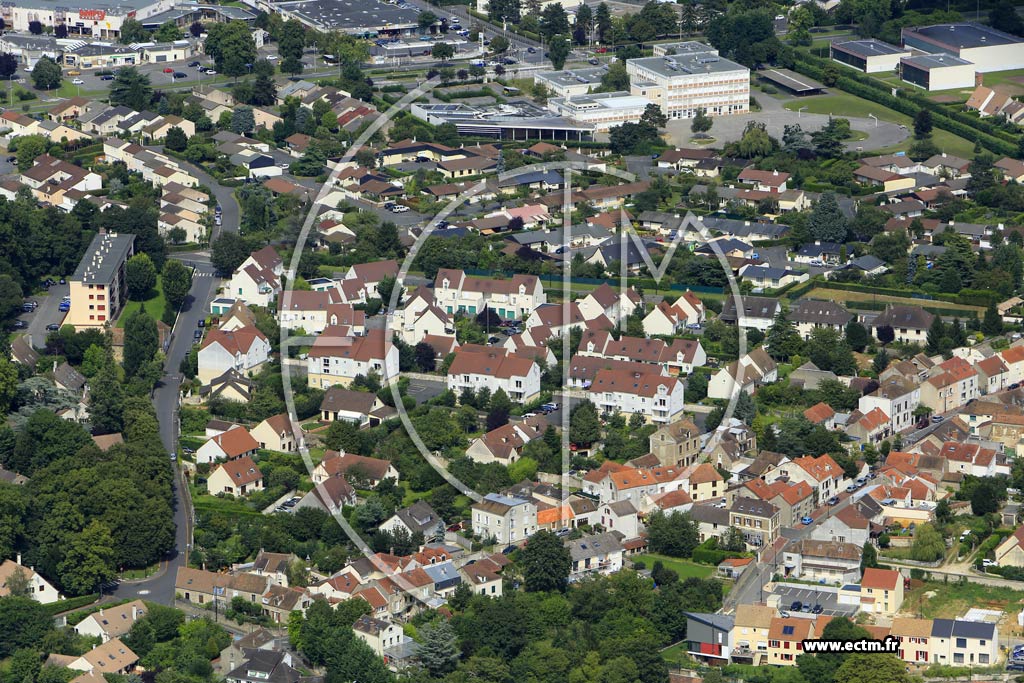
(58, 302), (70, 312)
(826, 496), (839, 505)
(188, 61), (201, 67)
(846, 484), (858, 492)
(1008, 664), (1024, 672)
(800, 516), (814, 525)
(163, 67), (174, 73)
(71, 78), (84, 84)
(588, 58), (600, 65)
(21, 302), (35, 313)
(169, 452), (177, 461)
(931, 414), (944, 423)
(46, 323), (60, 331)
(100, 74), (114, 80)
(193, 329), (203, 341)
(198, 319), (205, 328)
(173, 71), (188, 79)
(67, 70), (81, 76)
(267, 55), (278, 60)
(790, 600), (802, 611)
(542, 402), (559, 412)
(685, 323), (702, 329)
(391, 204), (410, 213)
(203, 68), (217, 75)
(11, 320), (26, 329)
(527, 46), (536, 53)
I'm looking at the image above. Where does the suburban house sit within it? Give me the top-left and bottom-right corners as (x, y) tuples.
(471, 493), (537, 544)
(643, 292), (706, 335)
(649, 418), (702, 468)
(708, 348), (778, 400)
(379, 501), (445, 542)
(566, 532), (624, 580)
(313, 451), (399, 487)
(306, 328), (400, 389)
(197, 326), (271, 384)
(466, 415), (550, 465)
(920, 356), (979, 414)
(195, 425), (260, 465)
(0, 556), (60, 603)
(207, 456), (264, 497)
(871, 305), (935, 344)
(787, 300), (853, 340)
(74, 600), (147, 642)
(249, 414), (301, 453)
(434, 269), (546, 320)
(446, 345), (542, 404)
(588, 369), (686, 424)
(319, 387), (390, 426)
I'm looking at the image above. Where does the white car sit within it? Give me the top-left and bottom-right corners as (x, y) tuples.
(266, 55), (278, 60)
(983, 559), (998, 567)
(72, 78), (84, 84)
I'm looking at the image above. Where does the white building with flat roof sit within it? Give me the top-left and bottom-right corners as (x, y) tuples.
(831, 39), (910, 72)
(626, 48), (750, 120)
(900, 53), (976, 91)
(549, 92), (653, 132)
(902, 23), (1024, 73)
(533, 66), (608, 98)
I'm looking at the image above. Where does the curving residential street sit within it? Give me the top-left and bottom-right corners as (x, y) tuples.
(111, 159), (238, 604)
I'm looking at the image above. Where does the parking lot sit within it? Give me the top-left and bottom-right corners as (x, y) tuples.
(773, 585), (859, 619)
(19, 283), (69, 345)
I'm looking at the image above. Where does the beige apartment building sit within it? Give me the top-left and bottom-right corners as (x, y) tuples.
(66, 232), (135, 329)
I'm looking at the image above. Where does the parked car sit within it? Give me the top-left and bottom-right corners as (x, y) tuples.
(173, 71), (187, 79)
(800, 516), (814, 525)
(188, 60), (201, 67)
(391, 205), (410, 213)
(204, 68), (217, 75)
(46, 323), (60, 331)
(198, 319), (205, 328)
(71, 78), (84, 84)
(812, 604), (823, 614)
(58, 302), (70, 312)
(790, 600), (802, 611)
(193, 329), (203, 341)
(931, 415), (944, 423)
(983, 559), (998, 567)
(846, 484), (857, 492)
(588, 57), (600, 65)
(527, 46), (536, 53)
(801, 603), (812, 612)
(67, 69), (81, 76)
(100, 74), (114, 80)
(11, 320), (26, 329)
(826, 496), (840, 505)
(163, 67), (174, 73)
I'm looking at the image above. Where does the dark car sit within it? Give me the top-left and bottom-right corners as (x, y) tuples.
(812, 604), (823, 614)
(46, 323), (60, 331)
(11, 320), (26, 329)
(100, 74), (114, 80)
(193, 329), (203, 340)
(198, 319), (205, 328)
(527, 46), (536, 53)
(588, 57), (600, 65)
(1008, 665), (1024, 672)
(172, 71), (188, 79)
(188, 60), (201, 67)
(826, 496), (840, 505)
(790, 600), (802, 611)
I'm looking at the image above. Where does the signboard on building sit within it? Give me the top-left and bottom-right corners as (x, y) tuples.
(78, 9), (105, 20)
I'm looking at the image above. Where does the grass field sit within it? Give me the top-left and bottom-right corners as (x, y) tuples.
(191, 490), (262, 516)
(783, 92), (976, 158)
(117, 275), (167, 327)
(906, 580), (1024, 619)
(803, 287), (984, 314)
(633, 553), (716, 579)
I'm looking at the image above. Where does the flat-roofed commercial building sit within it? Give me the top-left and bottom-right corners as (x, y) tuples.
(269, 0), (419, 35)
(0, 0), (176, 38)
(534, 66), (608, 98)
(66, 231), (135, 329)
(899, 52), (976, 90)
(626, 49), (749, 120)
(831, 38), (910, 72)
(549, 92), (653, 132)
(902, 22), (1024, 73)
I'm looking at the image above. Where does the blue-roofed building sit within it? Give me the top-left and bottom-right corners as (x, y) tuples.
(421, 561), (462, 596)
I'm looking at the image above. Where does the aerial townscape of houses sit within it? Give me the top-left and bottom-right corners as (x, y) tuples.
(0, 0), (1023, 679)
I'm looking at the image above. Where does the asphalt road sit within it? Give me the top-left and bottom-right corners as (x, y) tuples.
(112, 158), (238, 605)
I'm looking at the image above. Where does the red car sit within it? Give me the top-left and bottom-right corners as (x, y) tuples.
(163, 67), (174, 73)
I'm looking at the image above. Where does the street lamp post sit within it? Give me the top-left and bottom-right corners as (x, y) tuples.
(869, 113), (878, 127)
(798, 106), (807, 118)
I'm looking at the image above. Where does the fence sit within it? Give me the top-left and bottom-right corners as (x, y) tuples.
(464, 269), (725, 294)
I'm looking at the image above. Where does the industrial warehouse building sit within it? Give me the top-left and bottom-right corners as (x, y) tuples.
(830, 38), (910, 72)
(902, 23), (1024, 73)
(899, 52), (977, 91)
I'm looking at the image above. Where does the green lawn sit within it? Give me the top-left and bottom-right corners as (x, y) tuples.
(191, 489), (262, 516)
(783, 92), (976, 158)
(633, 553), (715, 579)
(117, 275), (167, 327)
